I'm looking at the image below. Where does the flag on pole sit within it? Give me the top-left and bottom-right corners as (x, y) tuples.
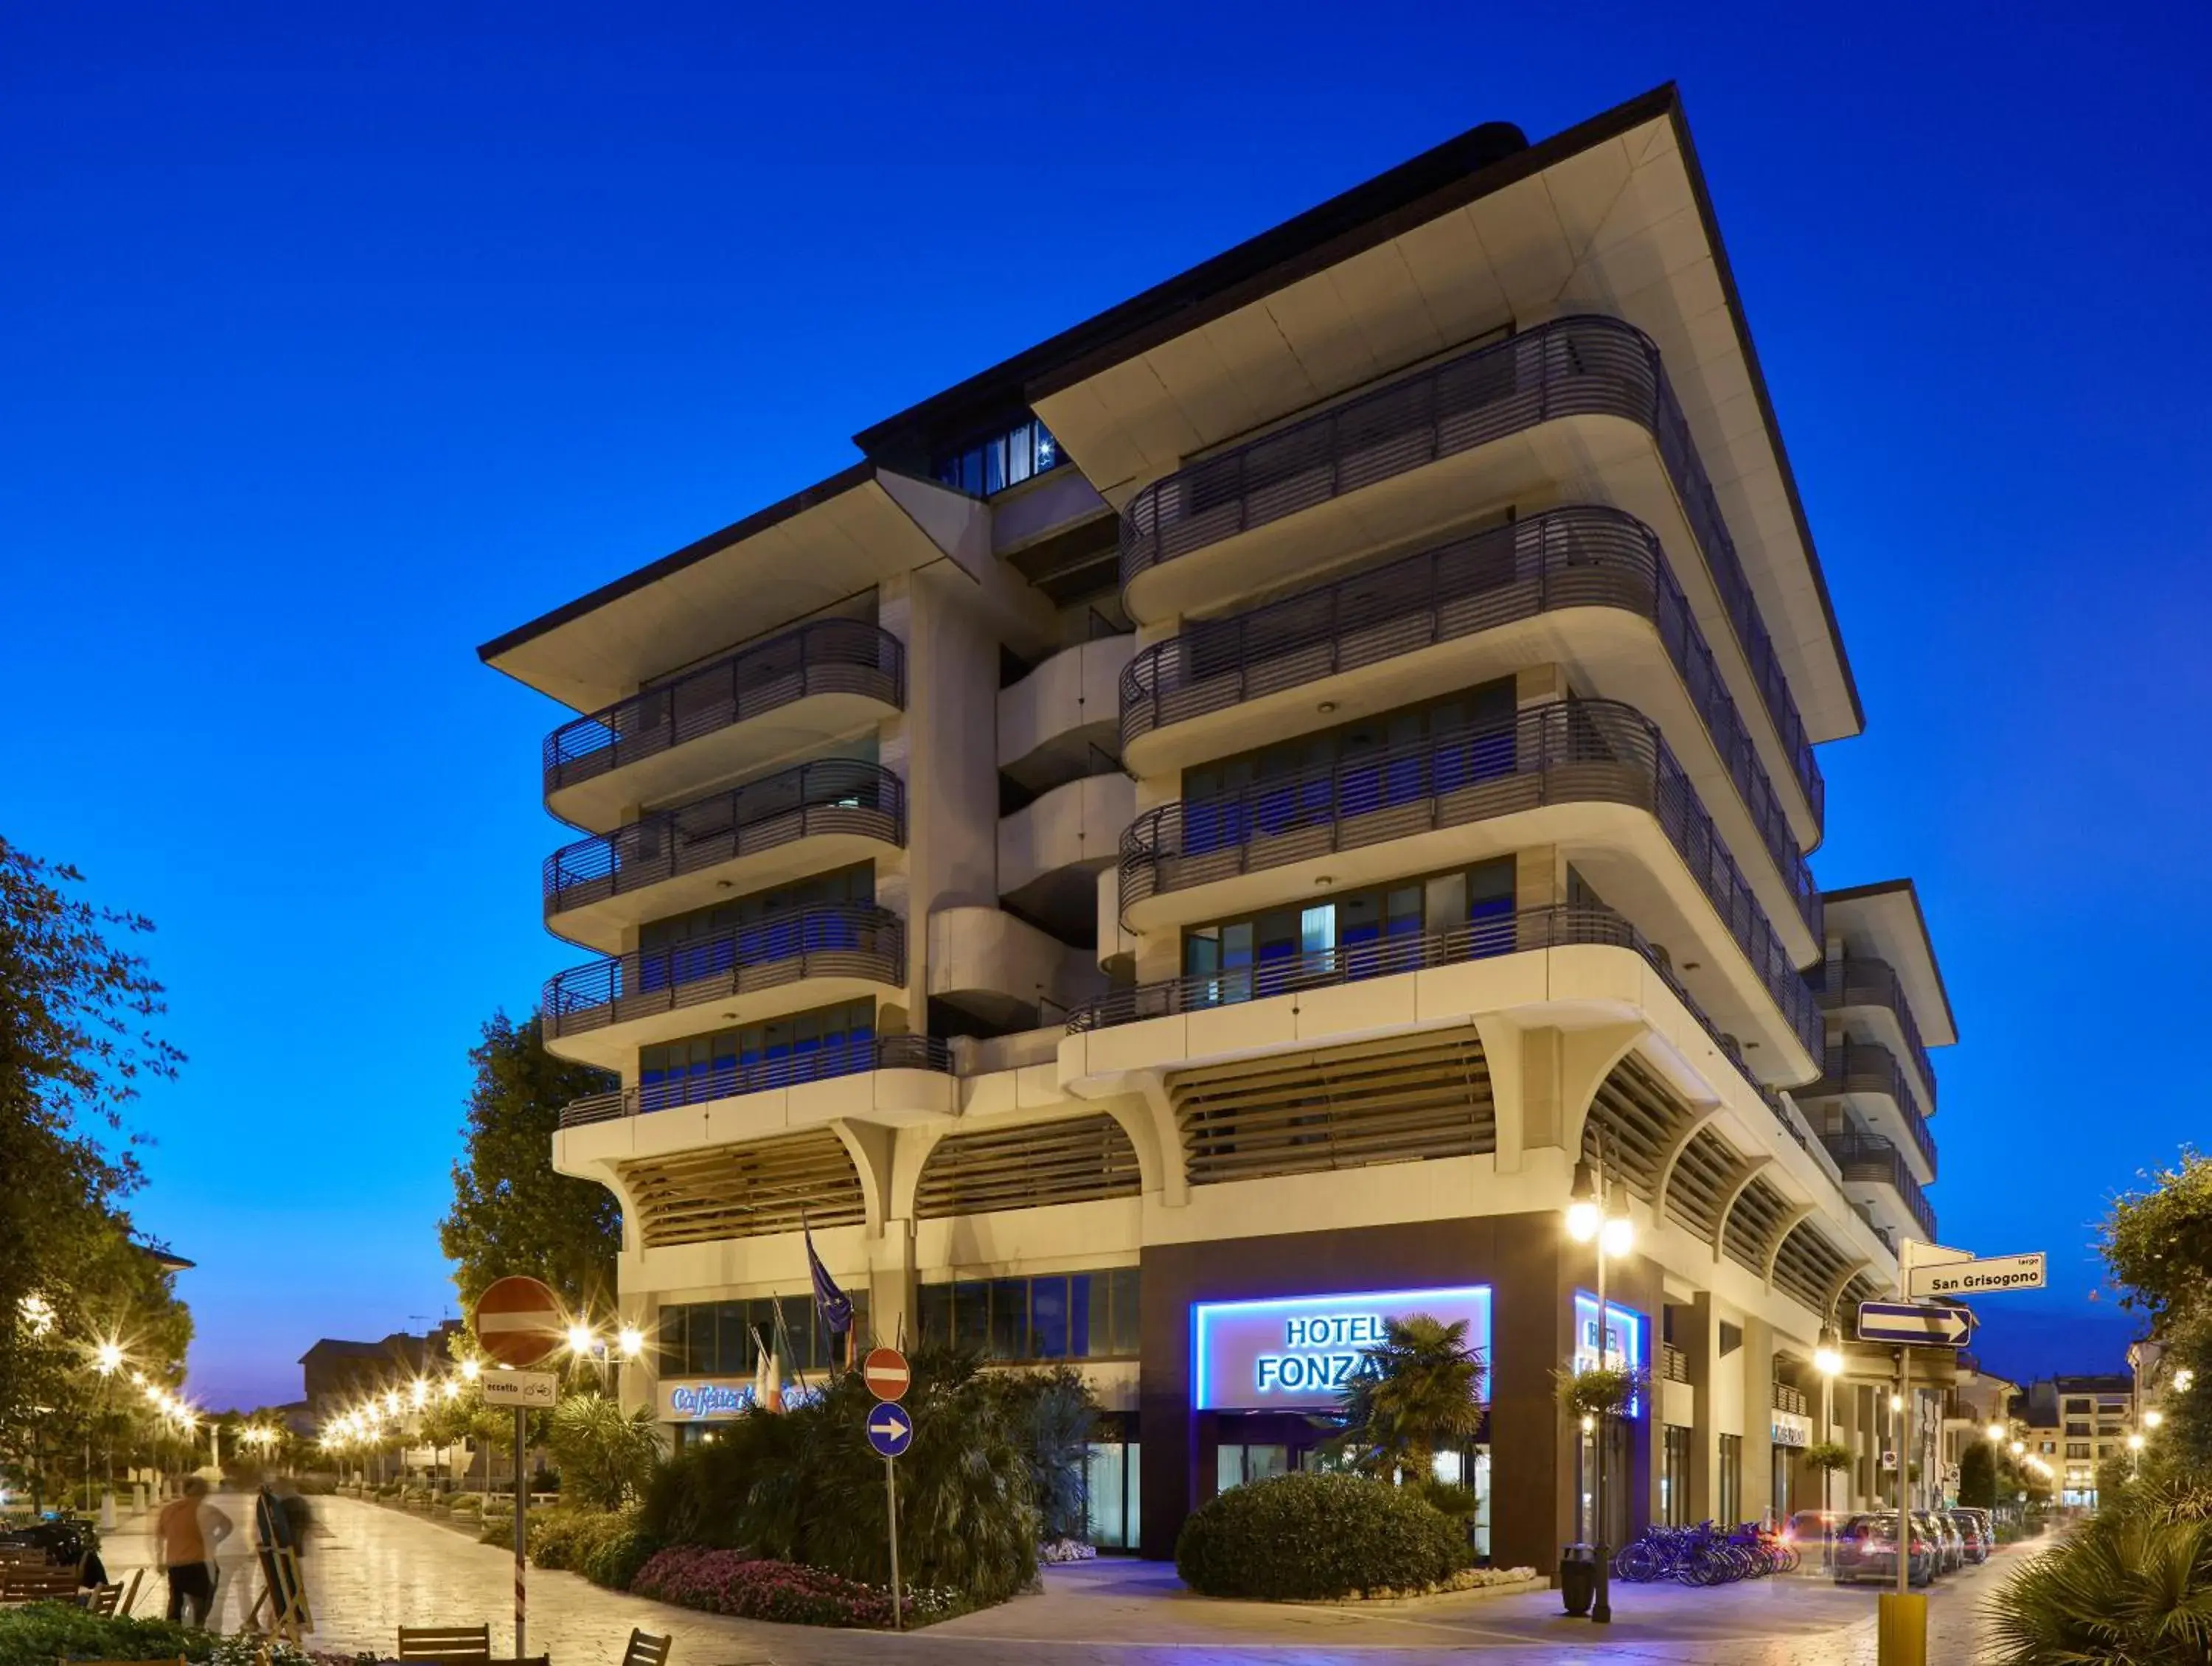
(805, 1219), (853, 1337)
(751, 1325), (781, 1414)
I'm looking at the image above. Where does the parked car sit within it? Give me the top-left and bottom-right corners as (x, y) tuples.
(1919, 1510), (1962, 1573)
(1944, 1509), (1989, 1564)
(1833, 1512), (1938, 1586)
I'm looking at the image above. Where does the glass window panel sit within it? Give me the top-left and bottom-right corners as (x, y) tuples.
(953, 1281), (990, 1353)
(1300, 904), (1335, 957)
(989, 1278), (1029, 1359)
(1067, 1273), (1093, 1359)
(716, 1303), (751, 1378)
(1217, 1445), (1246, 1494)
(914, 1280), (948, 1346)
(660, 1306), (689, 1373)
(1108, 1267), (1141, 1357)
(1029, 1276), (1070, 1359)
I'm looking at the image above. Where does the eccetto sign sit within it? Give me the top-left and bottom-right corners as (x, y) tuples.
(1192, 1285), (1491, 1411)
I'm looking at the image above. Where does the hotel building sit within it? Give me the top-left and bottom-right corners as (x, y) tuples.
(481, 86), (1961, 1569)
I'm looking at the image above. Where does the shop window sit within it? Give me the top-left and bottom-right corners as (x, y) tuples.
(1718, 1433), (1743, 1524)
(657, 1291), (869, 1378)
(1084, 1440), (1141, 1550)
(1217, 1443), (1290, 1492)
(1662, 1426), (1694, 1525)
(916, 1268), (1140, 1362)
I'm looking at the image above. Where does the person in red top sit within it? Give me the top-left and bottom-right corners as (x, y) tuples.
(154, 1478), (233, 1625)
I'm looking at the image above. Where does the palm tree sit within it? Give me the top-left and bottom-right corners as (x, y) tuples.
(1333, 1315), (1486, 1483)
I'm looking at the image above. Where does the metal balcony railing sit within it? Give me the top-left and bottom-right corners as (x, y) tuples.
(541, 619), (905, 798)
(1121, 506), (1819, 934)
(1823, 1132), (1938, 1243)
(1662, 1345), (1691, 1385)
(542, 905), (904, 1041)
(1811, 954), (1939, 1112)
(1806, 1039), (1936, 1178)
(1116, 698), (1821, 1060)
(558, 1034), (951, 1127)
(1773, 1381), (1809, 1417)
(1068, 902), (1818, 1157)
(1118, 315), (1823, 827)
(542, 759), (904, 919)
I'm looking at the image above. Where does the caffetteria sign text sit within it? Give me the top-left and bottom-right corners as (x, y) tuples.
(1192, 1285), (1492, 1411)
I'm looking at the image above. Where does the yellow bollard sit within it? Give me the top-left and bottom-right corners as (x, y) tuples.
(1878, 1591), (1928, 1666)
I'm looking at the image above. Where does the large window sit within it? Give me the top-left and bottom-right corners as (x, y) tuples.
(1662, 1426), (1693, 1524)
(658, 1292), (869, 1377)
(1182, 859), (1515, 995)
(638, 1000), (877, 1109)
(916, 1268), (1140, 1362)
(1718, 1433), (1742, 1525)
(1182, 682), (1517, 805)
(934, 416), (1065, 498)
(639, 863), (874, 955)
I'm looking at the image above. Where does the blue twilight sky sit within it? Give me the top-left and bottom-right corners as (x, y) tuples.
(4, 3), (2208, 1411)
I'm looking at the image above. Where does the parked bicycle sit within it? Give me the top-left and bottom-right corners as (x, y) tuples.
(1612, 1519), (1796, 1584)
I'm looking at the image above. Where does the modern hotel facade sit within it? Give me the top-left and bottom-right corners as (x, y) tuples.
(481, 86), (1961, 1570)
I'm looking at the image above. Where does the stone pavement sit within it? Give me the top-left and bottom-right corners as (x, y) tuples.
(102, 1494), (2034, 1665)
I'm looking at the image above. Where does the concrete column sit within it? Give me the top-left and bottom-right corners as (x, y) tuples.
(1490, 1222), (1575, 1574)
(1683, 1293), (1721, 1522)
(1742, 1316), (1775, 1521)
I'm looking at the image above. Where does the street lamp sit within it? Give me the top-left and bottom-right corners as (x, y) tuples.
(461, 1356), (481, 1382)
(2174, 1369), (2195, 1393)
(617, 1326), (644, 1361)
(1566, 1144), (1632, 1625)
(2144, 1409), (2164, 1429)
(1813, 1322), (1843, 1564)
(2127, 1431), (2146, 1480)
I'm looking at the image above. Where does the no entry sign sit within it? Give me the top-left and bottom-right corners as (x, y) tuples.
(473, 1275), (565, 1370)
(863, 1346), (911, 1402)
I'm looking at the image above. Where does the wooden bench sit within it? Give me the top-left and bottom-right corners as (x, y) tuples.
(0, 1566), (83, 1603)
(622, 1628), (672, 1666)
(396, 1625), (492, 1665)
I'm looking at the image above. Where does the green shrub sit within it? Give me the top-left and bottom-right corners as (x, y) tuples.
(581, 1516), (662, 1591)
(479, 1508), (514, 1547)
(0, 1604), (209, 1666)
(450, 1493), (482, 1515)
(641, 1345), (1037, 1603)
(1175, 1473), (1470, 1600)
(545, 1395), (658, 1510)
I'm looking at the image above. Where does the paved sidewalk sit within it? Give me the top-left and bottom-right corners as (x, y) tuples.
(168, 1494), (2034, 1665)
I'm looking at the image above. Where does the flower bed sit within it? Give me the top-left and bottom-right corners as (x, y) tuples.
(1037, 1537), (1096, 1565)
(629, 1545), (961, 1628)
(1290, 1564), (1544, 1604)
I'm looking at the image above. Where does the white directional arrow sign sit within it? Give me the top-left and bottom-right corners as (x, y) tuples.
(1857, 1300), (1974, 1348)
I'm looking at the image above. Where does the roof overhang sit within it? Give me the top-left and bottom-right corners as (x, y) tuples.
(1822, 879), (1958, 1046)
(858, 86), (1861, 742)
(478, 465), (992, 714)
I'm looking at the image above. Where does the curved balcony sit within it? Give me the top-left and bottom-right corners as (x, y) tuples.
(1812, 954), (1939, 1112)
(542, 760), (903, 952)
(1118, 697), (1820, 1068)
(559, 1035), (951, 1129)
(1805, 1040), (1936, 1181)
(1068, 902), (1815, 1157)
(1119, 315), (1822, 834)
(541, 904), (905, 1068)
(1121, 507), (1818, 941)
(540, 619), (904, 829)
(999, 634), (1136, 795)
(1823, 1132), (1938, 1244)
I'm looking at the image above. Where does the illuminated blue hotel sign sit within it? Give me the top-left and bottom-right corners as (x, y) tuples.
(1193, 1285), (1492, 1411)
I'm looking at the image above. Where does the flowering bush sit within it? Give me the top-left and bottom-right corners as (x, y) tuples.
(1037, 1537), (1096, 1564)
(629, 1546), (959, 1628)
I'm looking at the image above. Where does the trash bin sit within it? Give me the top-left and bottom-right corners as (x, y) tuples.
(1559, 1543), (1596, 1616)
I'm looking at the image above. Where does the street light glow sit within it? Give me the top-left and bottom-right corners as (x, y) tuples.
(1565, 1160), (1600, 1244)
(1986, 1422), (2006, 1443)
(2011, 1440), (2025, 1457)
(2127, 1433), (2146, 1452)
(442, 1379), (459, 1401)
(567, 1322), (597, 1355)
(617, 1325), (644, 1360)
(1890, 1393), (1903, 1413)
(94, 1341), (125, 1374)
(461, 1357), (481, 1381)
(1813, 1325), (1844, 1378)
(2144, 1409), (2163, 1429)
(2175, 1369), (2195, 1393)
(410, 1379), (428, 1408)
(1600, 1210), (1634, 1260)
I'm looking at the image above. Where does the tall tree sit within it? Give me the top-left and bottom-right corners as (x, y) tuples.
(0, 840), (191, 1480)
(439, 1011), (619, 1312)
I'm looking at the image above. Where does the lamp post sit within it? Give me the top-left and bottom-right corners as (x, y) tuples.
(2126, 1431), (2146, 1481)
(1813, 1322), (1843, 1565)
(1566, 1145), (1632, 1625)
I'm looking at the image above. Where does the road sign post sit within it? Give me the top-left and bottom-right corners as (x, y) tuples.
(863, 1348), (911, 1632)
(472, 1276), (563, 1661)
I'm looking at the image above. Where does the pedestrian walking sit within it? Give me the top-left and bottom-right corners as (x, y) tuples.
(155, 1478), (233, 1625)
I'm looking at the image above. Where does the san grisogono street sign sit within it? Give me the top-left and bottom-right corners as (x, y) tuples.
(1907, 1250), (2047, 1299)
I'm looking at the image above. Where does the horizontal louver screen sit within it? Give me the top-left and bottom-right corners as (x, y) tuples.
(914, 1115), (1143, 1219)
(619, 1129), (864, 1248)
(1722, 1175), (1790, 1275)
(1772, 1219), (1858, 1317)
(1666, 1129), (1739, 1245)
(1169, 1028), (1493, 1185)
